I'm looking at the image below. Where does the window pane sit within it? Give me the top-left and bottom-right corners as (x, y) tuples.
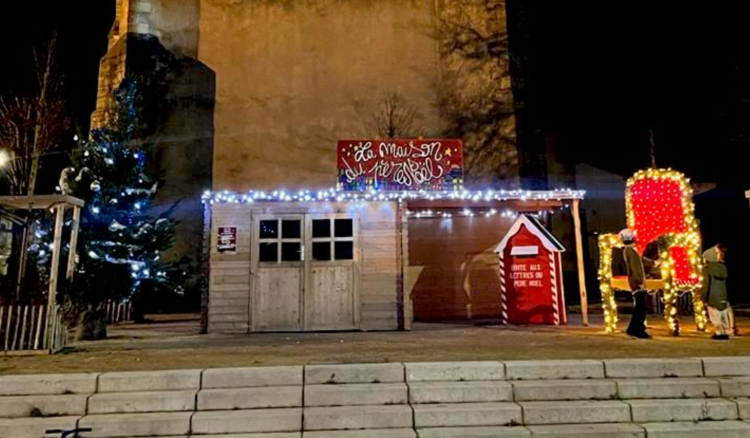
(282, 220), (301, 239)
(313, 242), (332, 261)
(335, 241), (354, 260)
(259, 242), (278, 262)
(281, 242), (302, 261)
(335, 219), (354, 238)
(259, 220), (278, 239)
(312, 219), (331, 238)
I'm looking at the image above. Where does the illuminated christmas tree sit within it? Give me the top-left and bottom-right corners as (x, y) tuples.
(57, 80), (184, 339)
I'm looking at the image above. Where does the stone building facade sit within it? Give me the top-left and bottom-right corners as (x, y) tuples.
(94, 0), (520, 309)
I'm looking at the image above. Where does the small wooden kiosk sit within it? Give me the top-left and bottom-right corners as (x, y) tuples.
(204, 189), (586, 333)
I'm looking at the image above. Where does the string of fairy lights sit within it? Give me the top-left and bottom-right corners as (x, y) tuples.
(202, 188), (586, 205)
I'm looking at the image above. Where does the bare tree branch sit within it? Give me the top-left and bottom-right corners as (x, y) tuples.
(0, 31), (70, 195)
(436, 0), (518, 186)
(365, 91), (425, 139)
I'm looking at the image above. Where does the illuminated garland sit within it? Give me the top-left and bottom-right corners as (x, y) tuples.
(202, 188), (585, 205)
(599, 168), (707, 335)
(657, 233), (707, 334)
(598, 233), (621, 333)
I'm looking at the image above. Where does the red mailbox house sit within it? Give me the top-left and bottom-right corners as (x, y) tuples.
(495, 215), (567, 325)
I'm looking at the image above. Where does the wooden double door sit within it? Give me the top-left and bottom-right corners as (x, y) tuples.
(251, 214), (359, 331)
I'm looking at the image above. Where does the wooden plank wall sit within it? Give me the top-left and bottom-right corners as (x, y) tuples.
(208, 201), (402, 333)
(358, 201), (399, 331)
(209, 204), (252, 333)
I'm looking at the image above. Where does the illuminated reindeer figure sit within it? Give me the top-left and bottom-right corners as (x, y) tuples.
(598, 169), (708, 336)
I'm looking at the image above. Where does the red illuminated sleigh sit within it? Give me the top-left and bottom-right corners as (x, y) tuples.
(598, 169), (707, 336)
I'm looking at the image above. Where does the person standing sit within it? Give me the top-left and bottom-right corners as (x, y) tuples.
(702, 244), (731, 340)
(620, 229), (651, 339)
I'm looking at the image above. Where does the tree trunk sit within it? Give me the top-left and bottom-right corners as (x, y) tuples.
(74, 307), (108, 341)
(132, 293), (147, 323)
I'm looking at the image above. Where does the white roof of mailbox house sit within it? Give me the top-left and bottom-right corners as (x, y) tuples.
(494, 214), (565, 257)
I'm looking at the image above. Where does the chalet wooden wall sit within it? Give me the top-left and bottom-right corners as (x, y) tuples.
(408, 216), (515, 321)
(208, 204), (252, 333)
(208, 201), (400, 333)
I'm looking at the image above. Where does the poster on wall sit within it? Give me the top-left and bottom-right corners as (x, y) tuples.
(217, 227), (238, 254)
(337, 139), (463, 191)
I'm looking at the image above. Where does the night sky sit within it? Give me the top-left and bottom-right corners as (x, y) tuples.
(523, 2), (750, 186)
(0, 1), (114, 127)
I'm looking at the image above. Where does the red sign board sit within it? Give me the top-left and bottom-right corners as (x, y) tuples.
(337, 139), (463, 191)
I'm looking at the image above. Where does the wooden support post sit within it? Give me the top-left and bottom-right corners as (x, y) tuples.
(66, 206), (81, 279)
(572, 199), (589, 326)
(47, 205), (66, 344)
(395, 201), (405, 331)
(48, 205), (66, 308)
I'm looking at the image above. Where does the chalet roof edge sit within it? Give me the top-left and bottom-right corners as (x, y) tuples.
(202, 188), (586, 204)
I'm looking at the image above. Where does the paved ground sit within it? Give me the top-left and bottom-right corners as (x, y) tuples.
(1, 313), (748, 375)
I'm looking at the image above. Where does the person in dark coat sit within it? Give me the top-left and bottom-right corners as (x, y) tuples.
(702, 245), (731, 340)
(620, 229), (651, 339)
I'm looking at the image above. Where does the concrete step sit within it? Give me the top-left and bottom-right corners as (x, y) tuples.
(703, 357), (750, 377)
(616, 378), (721, 399)
(505, 360), (605, 381)
(202, 366), (303, 389)
(405, 362), (505, 383)
(409, 382), (513, 404)
(0, 416), (79, 438)
(0, 394), (88, 418)
(304, 429), (417, 437)
(734, 398), (749, 419)
(305, 363), (404, 385)
(0, 373), (97, 396)
(191, 408), (302, 434)
(627, 398), (739, 423)
(528, 423), (645, 437)
(305, 383), (407, 407)
(603, 359), (703, 379)
(97, 370), (201, 393)
(519, 401), (631, 425)
(641, 421), (750, 438)
(413, 403), (522, 428)
(719, 377), (750, 397)
(416, 426), (530, 437)
(88, 390), (196, 414)
(77, 412), (192, 437)
(198, 386), (302, 410)
(511, 379), (616, 401)
(303, 405), (413, 431)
